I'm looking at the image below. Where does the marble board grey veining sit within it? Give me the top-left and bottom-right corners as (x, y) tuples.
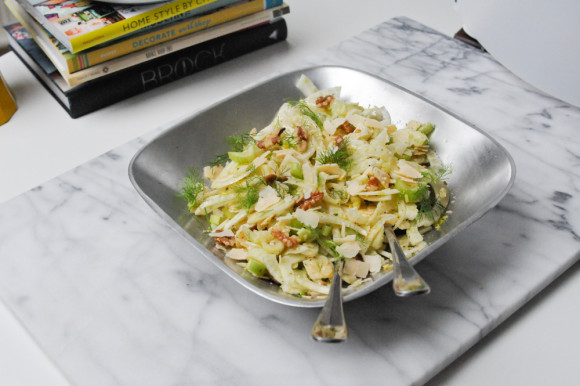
(0, 17), (579, 386)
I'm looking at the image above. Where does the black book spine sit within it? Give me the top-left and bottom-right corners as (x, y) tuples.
(65, 18), (287, 118)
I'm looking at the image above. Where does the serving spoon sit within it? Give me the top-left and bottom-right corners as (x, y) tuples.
(311, 228), (430, 343)
(385, 227), (431, 296)
(311, 261), (347, 342)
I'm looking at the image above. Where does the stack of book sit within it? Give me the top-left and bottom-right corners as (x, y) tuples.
(3, 0), (289, 118)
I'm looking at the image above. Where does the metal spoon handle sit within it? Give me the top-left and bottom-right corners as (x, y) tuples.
(385, 228), (431, 297)
(311, 262), (347, 342)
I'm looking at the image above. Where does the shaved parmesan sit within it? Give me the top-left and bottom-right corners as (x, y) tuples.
(396, 159), (423, 180)
(343, 259), (370, 278)
(406, 226), (423, 245)
(255, 186), (280, 212)
(295, 209), (319, 228)
(336, 240), (360, 258)
(226, 248), (248, 260)
(363, 254), (382, 273)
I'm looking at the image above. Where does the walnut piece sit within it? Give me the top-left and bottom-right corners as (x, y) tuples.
(295, 191), (324, 210)
(338, 120), (356, 134)
(264, 174), (277, 184)
(214, 236), (236, 247)
(270, 229), (299, 249)
(315, 95), (334, 108)
(295, 126), (309, 152)
(365, 176), (381, 191)
(257, 128), (284, 149)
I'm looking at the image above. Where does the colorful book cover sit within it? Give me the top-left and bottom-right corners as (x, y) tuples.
(62, 4), (289, 86)
(13, 0), (248, 53)
(9, 2), (289, 86)
(8, 0), (284, 73)
(6, 18), (288, 118)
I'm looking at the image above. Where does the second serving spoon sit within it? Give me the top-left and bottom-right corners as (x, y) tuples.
(385, 226), (431, 296)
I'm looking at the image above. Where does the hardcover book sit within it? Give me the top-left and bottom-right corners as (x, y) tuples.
(6, 18), (288, 118)
(6, 0), (284, 73)
(12, 0), (251, 53)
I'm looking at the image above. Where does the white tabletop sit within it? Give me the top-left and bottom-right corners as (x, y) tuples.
(0, 1), (578, 385)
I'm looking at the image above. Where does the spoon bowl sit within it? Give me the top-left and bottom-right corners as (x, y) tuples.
(385, 227), (431, 296)
(311, 262), (347, 343)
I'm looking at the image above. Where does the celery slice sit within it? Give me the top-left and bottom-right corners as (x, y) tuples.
(395, 179), (423, 203)
(229, 144), (260, 165)
(247, 258), (267, 277)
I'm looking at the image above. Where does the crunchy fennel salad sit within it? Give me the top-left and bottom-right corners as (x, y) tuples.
(179, 75), (450, 298)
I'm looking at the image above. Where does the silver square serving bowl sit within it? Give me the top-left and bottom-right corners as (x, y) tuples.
(128, 65), (516, 307)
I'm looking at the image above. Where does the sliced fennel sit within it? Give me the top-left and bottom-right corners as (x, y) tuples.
(179, 75), (450, 299)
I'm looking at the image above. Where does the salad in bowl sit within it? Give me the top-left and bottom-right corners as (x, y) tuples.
(178, 75), (450, 299)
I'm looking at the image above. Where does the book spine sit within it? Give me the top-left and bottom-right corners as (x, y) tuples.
(68, 0), (240, 53)
(5, 0), (68, 70)
(63, 4), (289, 86)
(67, 18), (287, 118)
(7, 35), (73, 116)
(71, 0), (284, 72)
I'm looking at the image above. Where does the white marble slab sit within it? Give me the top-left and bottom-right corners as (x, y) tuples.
(0, 17), (578, 386)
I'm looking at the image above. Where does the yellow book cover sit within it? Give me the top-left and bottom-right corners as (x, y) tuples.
(62, 4), (288, 86)
(8, 0), (289, 87)
(68, 0), (282, 72)
(13, 0), (247, 53)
